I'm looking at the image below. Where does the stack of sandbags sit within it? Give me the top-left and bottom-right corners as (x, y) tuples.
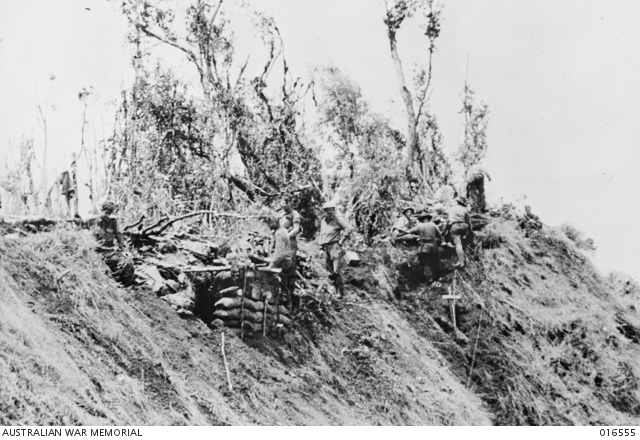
(211, 296), (291, 333)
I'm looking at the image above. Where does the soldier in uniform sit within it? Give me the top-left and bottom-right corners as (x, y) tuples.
(278, 199), (302, 269)
(390, 207), (415, 244)
(408, 211), (441, 283)
(519, 205), (542, 237)
(318, 201), (353, 297)
(92, 201), (134, 285)
(465, 164), (491, 213)
(447, 197), (473, 269)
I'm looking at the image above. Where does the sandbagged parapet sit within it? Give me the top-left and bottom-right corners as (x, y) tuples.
(211, 269), (292, 334)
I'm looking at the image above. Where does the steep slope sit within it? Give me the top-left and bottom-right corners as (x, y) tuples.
(1, 214), (639, 426)
(357, 216), (640, 425)
(0, 230), (489, 425)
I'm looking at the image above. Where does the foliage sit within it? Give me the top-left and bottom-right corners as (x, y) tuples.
(104, 65), (225, 221)
(108, 0), (322, 227)
(315, 67), (405, 242)
(415, 112), (452, 189)
(383, 0), (442, 175)
(458, 83), (490, 172)
(560, 223), (597, 252)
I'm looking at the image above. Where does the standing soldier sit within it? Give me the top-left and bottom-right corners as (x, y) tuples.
(466, 163), (491, 213)
(409, 211), (441, 283)
(268, 215), (293, 272)
(92, 201), (134, 285)
(278, 198), (302, 269)
(318, 201), (353, 297)
(447, 197), (473, 269)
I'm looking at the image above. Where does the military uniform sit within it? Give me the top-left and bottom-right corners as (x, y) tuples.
(93, 214), (134, 286)
(466, 165), (490, 213)
(280, 208), (301, 269)
(447, 201), (473, 268)
(409, 219), (441, 283)
(519, 207), (542, 237)
(319, 207), (352, 296)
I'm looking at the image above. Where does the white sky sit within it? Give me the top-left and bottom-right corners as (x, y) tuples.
(1, 0), (639, 280)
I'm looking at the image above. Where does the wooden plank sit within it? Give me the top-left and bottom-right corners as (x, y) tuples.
(257, 267), (282, 274)
(182, 266), (230, 273)
(441, 295), (462, 300)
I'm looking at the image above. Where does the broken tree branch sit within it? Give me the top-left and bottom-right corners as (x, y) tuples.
(141, 216), (170, 235)
(124, 215), (146, 231)
(149, 211), (258, 236)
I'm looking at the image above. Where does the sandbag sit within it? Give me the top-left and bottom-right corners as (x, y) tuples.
(241, 322), (263, 333)
(277, 314), (292, 326)
(215, 297), (244, 309)
(214, 297), (290, 316)
(220, 286), (241, 296)
(214, 309), (264, 324)
(210, 319), (225, 328)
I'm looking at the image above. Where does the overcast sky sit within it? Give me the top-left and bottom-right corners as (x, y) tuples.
(1, 0), (639, 280)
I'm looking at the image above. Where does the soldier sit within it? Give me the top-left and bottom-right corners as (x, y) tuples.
(92, 201), (134, 285)
(519, 205), (542, 237)
(466, 164), (491, 213)
(390, 207), (415, 243)
(447, 197), (473, 269)
(268, 215), (293, 272)
(318, 201), (353, 297)
(409, 211), (441, 283)
(278, 199), (302, 269)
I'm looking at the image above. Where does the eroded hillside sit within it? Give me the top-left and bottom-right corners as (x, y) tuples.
(0, 213), (639, 425)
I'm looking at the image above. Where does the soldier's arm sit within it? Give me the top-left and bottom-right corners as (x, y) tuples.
(337, 215), (353, 245)
(114, 219), (126, 249)
(288, 217), (301, 238)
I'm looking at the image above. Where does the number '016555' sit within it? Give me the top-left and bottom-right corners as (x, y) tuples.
(600, 429), (635, 437)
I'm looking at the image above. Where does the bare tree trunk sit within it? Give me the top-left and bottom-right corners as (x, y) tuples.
(387, 29), (419, 173)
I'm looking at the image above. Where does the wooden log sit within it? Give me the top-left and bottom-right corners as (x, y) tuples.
(182, 266), (231, 273)
(124, 215), (146, 231)
(0, 215), (71, 227)
(147, 210), (259, 236)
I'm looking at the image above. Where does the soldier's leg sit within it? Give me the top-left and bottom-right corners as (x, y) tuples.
(332, 253), (344, 296)
(329, 244), (344, 296)
(432, 248), (440, 280)
(421, 252), (433, 283)
(452, 232), (465, 267)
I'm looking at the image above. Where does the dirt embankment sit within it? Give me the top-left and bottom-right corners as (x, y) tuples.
(1, 215), (639, 425)
(0, 230), (488, 425)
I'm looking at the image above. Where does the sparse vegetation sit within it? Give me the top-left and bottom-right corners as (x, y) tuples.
(560, 223), (597, 252)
